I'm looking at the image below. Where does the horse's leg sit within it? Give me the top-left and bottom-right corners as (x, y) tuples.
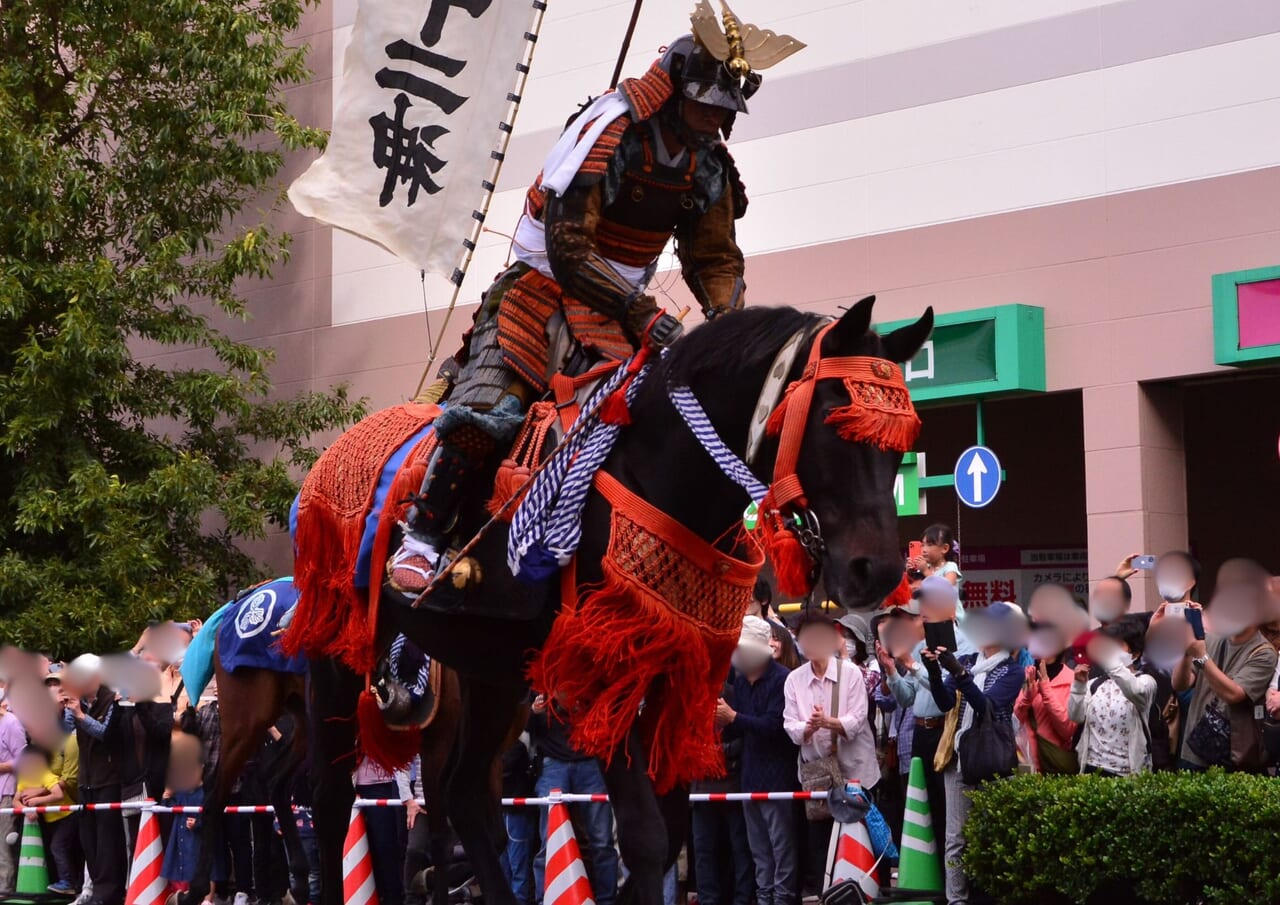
(309, 661), (361, 905)
(272, 680), (311, 905)
(447, 679), (523, 905)
(603, 730), (680, 905)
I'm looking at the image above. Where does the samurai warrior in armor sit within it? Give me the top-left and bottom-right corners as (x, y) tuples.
(390, 8), (804, 597)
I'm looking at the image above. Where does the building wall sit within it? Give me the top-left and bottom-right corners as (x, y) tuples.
(218, 0), (1280, 584)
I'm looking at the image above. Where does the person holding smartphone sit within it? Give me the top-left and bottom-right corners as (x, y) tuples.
(1014, 622), (1079, 774)
(1068, 621), (1157, 776)
(923, 603), (1023, 905)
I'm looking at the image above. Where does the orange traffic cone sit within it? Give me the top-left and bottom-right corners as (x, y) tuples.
(125, 801), (165, 905)
(543, 790), (595, 905)
(343, 807), (380, 905)
(825, 815), (880, 900)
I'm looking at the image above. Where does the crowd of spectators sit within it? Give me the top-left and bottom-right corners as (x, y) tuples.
(2, 526), (1278, 905)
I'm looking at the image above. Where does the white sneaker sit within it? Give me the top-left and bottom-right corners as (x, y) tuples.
(233, 893), (251, 905)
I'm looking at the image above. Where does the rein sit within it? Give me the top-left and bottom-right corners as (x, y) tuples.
(668, 320), (919, 597)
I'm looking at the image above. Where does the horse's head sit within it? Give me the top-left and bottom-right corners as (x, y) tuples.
(766, 295), (933, 611)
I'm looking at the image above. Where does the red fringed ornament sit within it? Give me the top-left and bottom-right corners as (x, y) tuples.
(487, 460), (532, 520)
(530, 472), (762, 794)
(882, 572), (912, 609)
(761, 517), (814, 597)
(486, 401), (556, 521)
(356, 687), (423, 772)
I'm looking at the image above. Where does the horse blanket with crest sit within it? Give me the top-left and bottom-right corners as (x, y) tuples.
(218, 577), (308, 675)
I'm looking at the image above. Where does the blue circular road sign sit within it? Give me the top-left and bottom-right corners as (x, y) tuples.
(954, 445), (1002, 508)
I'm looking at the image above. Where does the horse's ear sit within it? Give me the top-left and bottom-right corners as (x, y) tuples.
(823, 295), (876, 352)
(881, 307), (934, 364)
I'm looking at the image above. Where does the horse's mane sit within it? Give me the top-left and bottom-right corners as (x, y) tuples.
(656, 305), (820, 389)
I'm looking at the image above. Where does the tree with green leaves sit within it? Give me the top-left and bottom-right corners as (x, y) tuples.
(0, 0), (365, 657)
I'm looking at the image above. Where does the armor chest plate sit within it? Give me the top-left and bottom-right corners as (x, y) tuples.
(595, 137), (698, 267)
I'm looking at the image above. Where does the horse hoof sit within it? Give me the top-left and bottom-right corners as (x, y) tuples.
(411, 868), (429, 898)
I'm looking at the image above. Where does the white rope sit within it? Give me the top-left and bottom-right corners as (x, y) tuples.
(668, 385), (768, 502)
(507, 357), (651, 579)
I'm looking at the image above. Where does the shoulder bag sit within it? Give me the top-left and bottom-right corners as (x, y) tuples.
(799, 659), (844, 820)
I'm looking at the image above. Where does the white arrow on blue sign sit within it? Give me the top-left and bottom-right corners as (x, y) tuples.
(953, 445), (1002, 508)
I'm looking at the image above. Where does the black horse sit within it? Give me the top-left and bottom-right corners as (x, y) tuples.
(304, 296), (932, 905)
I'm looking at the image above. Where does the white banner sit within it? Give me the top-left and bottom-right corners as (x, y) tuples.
(289, 0), (535, 276)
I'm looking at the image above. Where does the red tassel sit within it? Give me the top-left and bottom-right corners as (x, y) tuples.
(356, 688), (422, 772)
(528, 561), (735, 794)
(764, 381), (798, 437)
(487, 459), (532, 521)
(599, 387), (632, 426)
(882, 572), (912, 609)
(765, 527), (813, 598)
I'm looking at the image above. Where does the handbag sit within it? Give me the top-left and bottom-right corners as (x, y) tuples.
(933, 692), (960, 772)
(1024, 692), (1079, 775)
(1186, 639), (1270, 770)
(799, 659), (843, 821)
(958, 698), (1018, 785)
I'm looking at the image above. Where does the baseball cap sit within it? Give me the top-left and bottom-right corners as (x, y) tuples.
(738, 616), (773, 659)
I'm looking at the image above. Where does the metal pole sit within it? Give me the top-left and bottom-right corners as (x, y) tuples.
(412, 0), (550, 399)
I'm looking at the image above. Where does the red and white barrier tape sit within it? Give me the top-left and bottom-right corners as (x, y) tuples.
(1, 789), (830, 816)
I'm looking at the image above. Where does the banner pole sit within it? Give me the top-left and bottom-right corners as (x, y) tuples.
(413, 0), (550, 400)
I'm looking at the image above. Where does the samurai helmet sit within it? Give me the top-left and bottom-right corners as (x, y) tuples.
(667, 0), (806, 113)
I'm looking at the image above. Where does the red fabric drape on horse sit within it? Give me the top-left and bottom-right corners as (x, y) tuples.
(529, 470), (764, 794)
(281, 402), (439, 674)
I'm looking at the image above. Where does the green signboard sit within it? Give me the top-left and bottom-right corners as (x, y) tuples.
(895, 453), (924, 517)
(876, 304), (1046, 404)
(1212, 264), (1280, 366)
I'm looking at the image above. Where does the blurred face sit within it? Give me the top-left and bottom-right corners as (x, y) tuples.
(1207, 560), (1266, 637)
(797, 624), (841, 663)
(1028, 626), (1067, 661)
(16, 752), (45, 784)
(919, 591), (957, 622)
(1090, 579), (1129, 623)
(1086, 634), (1130, 668)
(1028, 586), (1087, 640)
(746, 599), (762, 618)
(966, 609), (1025, 651)
(1155, 556), (1195, 603)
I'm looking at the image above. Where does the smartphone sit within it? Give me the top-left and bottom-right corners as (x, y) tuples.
(1184, 607), (1205, 641)
(924, 620), (958, 654)
(1067, 647), (1091, 669)
(1132, 555), (1157, 570)
(908, 541), (923, 561)
(1166, 603), (1186, 620)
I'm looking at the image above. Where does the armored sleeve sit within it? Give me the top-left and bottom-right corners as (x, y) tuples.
(543, 183), (659, 338)
(675, 187), (746, 317)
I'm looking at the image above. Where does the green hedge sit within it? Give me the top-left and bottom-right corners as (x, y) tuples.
(963, 771), (1280, 905)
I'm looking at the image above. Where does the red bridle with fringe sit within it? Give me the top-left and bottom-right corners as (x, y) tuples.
(758, 322), (921, 597)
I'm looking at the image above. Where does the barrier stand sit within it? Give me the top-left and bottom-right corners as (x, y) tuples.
(125, 799), (165, 905)
(342, 806), (379, 905)
(543, 788), (595, 905)
(826, 816), (880, 900)
(11, 813), (50, 902)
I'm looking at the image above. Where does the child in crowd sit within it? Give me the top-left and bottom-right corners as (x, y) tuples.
(161, 730), (207, 894)
(16, 745), (78, 895)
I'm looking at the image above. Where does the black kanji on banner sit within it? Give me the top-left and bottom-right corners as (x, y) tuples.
(370, 93), (449, 206)
(370, 0), (495, 206)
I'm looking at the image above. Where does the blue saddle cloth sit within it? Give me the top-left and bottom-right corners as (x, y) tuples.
(217, 577), (308, 675)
